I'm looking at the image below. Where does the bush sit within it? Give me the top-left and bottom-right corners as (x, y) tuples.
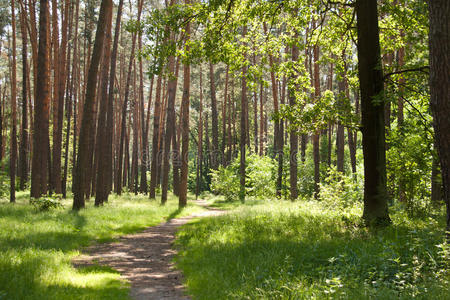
(210, 152), (276, 201)
(319, 166), (363, 211)
(30, 195), (63, 211)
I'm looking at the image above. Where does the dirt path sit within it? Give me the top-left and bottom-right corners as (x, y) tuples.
(72, 200), (224, 299)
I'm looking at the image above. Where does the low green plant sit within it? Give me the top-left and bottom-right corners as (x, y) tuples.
(319, 166), (363, 211)
(210, 153), (276, 201)
(30, 195), (63, 211)
(176, 200), (449, 299)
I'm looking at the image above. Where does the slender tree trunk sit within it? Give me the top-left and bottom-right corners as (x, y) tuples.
(73, 0), (112, 210)
(63, 0), (77, 198)
(259, 82), (264, 156)
(94, 0), (112, 206)
(149, 75), (163, 198)
(356, 0), (390, 225)
(139, 33), (149, 194)
(179, 5), (191, 207)
(106, 0), (123, 195)
(115, 1), (141, 195)
(336, 80), (345, 173)
(428, 0), (450, 234)
(51, 0), (69, 194)
(19, 7), (29, 190)
(239, 26), (248, 203)
(264, 23), (282, 198)
(161, 14), (177, 203)
(313, 44), (320, 198)
(196, 66), (203, 199)
(9, 0), (18, 202)
(289, 39), (299, 200)
(209, 62), (219, 169)
(31, 0), (51, 198)
(171, 58), (181, 196)
(222, 66), (229, 165)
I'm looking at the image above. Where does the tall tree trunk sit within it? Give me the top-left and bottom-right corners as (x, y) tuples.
(139, 33), (149, 194)
(209, 62), (219, 169)
(51, 0), (69, 194)
(149, 75), (163, 198)
(31, 0), (51, 198)
(336, 80), (345, 173)
(239, 26), (248, 203)
(313, 44), (320, 198)
(222, 66), (228, 165)
(161, 17), (177, 204)
(428, 0), (450, 234)
(9, 0), (18, 202)
(289, 39), (299, 201)
(264, 23), (282, 198)
(73, 0), (112, 210)
(196, 66), (203, 199)
(63, 0), (77, 198)
(171, 58), (181, 197)
(107, 0), (123, 195)
(94, 0), (112, 206)
(179, 4), (191, 207)
(356, 0), (390, 225)
(19, 7), (29, 190)
(259, 82), (264, 156)
(115, 1), (142, 195)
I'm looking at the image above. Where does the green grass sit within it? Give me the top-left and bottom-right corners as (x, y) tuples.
(0, 191), (203, 300)
(175, 200), (450, 299)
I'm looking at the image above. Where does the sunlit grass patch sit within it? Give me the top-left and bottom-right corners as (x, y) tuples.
(0, 191), (203, 300)
(175, 200), (450, 299)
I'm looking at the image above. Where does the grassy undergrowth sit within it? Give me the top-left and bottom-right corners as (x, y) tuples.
(175, 199), (450, 299)
(0, 191), (203, 300)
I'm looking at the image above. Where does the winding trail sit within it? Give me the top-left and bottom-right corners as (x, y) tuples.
(72, 200), (224, 299)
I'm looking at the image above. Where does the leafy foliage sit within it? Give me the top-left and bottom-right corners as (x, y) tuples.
(319, 166), (363, 212)
(30, 195), (63, 211)
(210, 153), (276, 201)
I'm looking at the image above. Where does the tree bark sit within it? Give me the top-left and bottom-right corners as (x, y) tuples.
(313, 44), (320, 198)
(222, 66), (229, 165)
(356, 0), (390, 225)
(428, 0), (450, 234)
(160, 19), (177, 204)
(115, 1), (142, 195)
(94, 0), (112, 206)
(73, 0), (112, 210)
(196, 66), (203, 198)
(209, 62), (220, 169)
(31, 0), (51, 198)
(19, 6), (29, 190)
(9, 0), (18, 202)
(289, 39), (299, 200)
(149, 75), (163, 198)
(179, 3), (191, 207)
(239, 26), (248, 203)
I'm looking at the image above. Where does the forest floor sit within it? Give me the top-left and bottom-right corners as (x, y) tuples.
(175, 198), (450, 299)
(0, 192), (205, 300)
(72, 199), (225, 300)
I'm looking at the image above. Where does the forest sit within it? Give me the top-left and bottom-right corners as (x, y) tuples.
(0, 0), (449, 299)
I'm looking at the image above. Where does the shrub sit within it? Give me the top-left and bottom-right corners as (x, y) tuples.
(319, 166), (363, 211)
(210, 152), (276, 201)
(30, 195), (63, 211)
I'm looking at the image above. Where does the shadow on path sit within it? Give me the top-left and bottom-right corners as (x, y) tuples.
(72, 200), (225, 300)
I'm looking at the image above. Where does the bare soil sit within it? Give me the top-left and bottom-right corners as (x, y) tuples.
(72, 200), (224, 299)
